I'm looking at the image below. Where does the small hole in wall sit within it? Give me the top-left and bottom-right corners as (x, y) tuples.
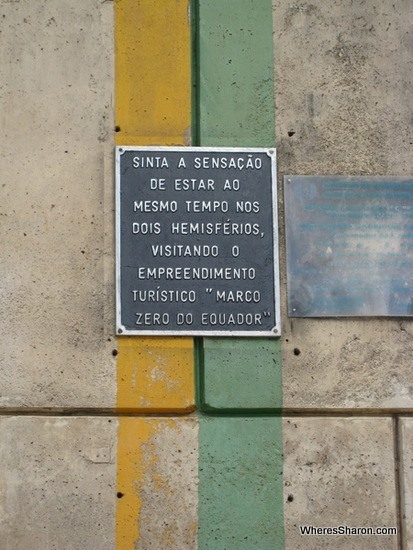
(288, 130), (295, 137)
(293, 348), (301, 356)
(115, 125), (121, 132)
(112, 349), (118, 357)
(287, 494), (294, 502)
(117, 492), (124, 499)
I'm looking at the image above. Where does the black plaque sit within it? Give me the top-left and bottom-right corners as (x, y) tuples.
(116, 147), (280, 336)
(284, 176), (413, 317)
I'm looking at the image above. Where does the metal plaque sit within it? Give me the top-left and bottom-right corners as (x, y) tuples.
(284, 176), (413, 317)
(116, 147), (280, 336)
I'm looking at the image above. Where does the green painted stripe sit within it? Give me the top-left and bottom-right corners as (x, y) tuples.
(197, 0), (282, 413)
(198, 417), (284, 549)
(198, 0), (282, 407)
(196, 0), (284, 548)
(199, 0), (275, 148)
(200, 338), (282, 413)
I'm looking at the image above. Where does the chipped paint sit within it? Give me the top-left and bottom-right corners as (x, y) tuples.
(116, 338), (195, 412)
(115, 0), (194, 413)
(135, 419), (198, 550)
(116, 419), (198, 549)
(115, 1), (195, 547)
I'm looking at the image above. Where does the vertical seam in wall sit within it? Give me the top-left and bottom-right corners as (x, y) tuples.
(190, 0), (200, 148)
(190, 0), (203, 412)
(394, 415), (405, 549)
(194, 337), (205, 411)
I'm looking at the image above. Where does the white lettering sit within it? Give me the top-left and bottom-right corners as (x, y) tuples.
(135, 312), (170, 326)
(201, 312), (262, 326)
(231, 245), (240, 257)
(223, 179), (240, 191)
(185, 200), (228, 213)
(176, 313), (193, 325)
(132, 156), (169, 168)
(136, 267), (256, 280)
(149, 178), (165, 190)
(216, 290), (261, 303)
(236, 201), (260, 213)
(174, 178), (215, 191)
(151, 244), (219, 257)
(133, 289), (196, 303)
(193, 156), (263, 170)
(134, 200), (177, 213)
(170, 222), (260, 236)
(132, 222), (161, 234)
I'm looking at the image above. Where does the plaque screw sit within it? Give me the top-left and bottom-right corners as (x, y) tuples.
(118, 328), (123, 334)
(292, 307), (296, 312)
(287, 178), (292, 183)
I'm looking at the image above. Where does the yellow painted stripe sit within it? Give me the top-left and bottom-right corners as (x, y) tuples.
(116, 418), (150, 548)
(117, 337), (195, 413)
(115, 0), (192, 146)
(115, 0), (194, 413)
(115, 0), (194, 546)
(116, 418), (198, 549)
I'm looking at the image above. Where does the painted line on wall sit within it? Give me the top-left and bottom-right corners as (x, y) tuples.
(115, 1), (195, 547)
(196, 0), (282, 413)
(114, 0), (284, 546)
(115, 0), (194, 413)
(195, 0), (284, 547)
(115, 0), (195, 414)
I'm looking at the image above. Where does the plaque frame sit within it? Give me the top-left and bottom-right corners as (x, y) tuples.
(284, 175), (413, 318)
(115, 146), (281, 337)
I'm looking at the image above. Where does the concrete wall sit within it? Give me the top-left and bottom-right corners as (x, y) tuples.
(276, 2), (412, 547)
(1, 0), (115, 409)
(275, 0), (413, 411)
(0, 0), (412, 548)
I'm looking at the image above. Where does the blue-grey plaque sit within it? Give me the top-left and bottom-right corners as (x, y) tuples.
(284, 176), (413, 317)
(116, 147), (280, 336)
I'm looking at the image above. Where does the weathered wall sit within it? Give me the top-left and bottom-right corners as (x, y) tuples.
(0, 417), (117, 548)
(0, 0), (115, 409)
(274, 0), (412, 546)
(274, 0), (413, 411)
(0, 0), (412, 548)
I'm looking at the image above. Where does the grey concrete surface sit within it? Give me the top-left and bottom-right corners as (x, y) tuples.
(135, 418), (199, 549)
(283, 417), (398, 549)
(0, 416), (117, 549)
(0, 0), (116, 408)
(273, 0), (413, 409)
